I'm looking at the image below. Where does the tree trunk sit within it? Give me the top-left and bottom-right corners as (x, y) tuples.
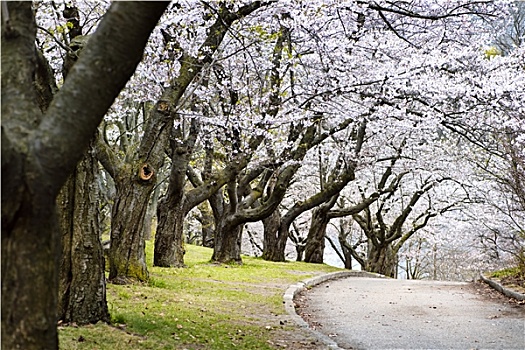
(153, 118), (199, 267)
(262, 210), (288, 262)
(197, 201), (215, 247)
(341, 242), (353, 270)
(304, 207), (330, 264)
(109, 168), (154, 283)
(57, 141), (109, 324)
(154, 197), (186, 267)
(2, 182), (60, 350)
(212, 219), (243, 264)
(143, 184), (160, 241)
(295, 243), (306, 262)
(2, 2), (168, 348)
(366, 242), (397, 278)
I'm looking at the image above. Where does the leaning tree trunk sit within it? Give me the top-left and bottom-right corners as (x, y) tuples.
(153, 119), (199, 267)
(154, 197), (186, 267)
(2, 3), (168, 348)
(295, 243), (306, 262)
(212, 218), (244, 264)
(304, 208), (330, 264)
(57, 141), (109, 324)
(339, 240), (353, 270)
(366, 242), (397, 278)
(108, 165), (155, 283)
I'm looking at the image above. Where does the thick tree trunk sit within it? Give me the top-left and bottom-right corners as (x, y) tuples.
(109, 170), (154, 283)
(2, 2), (168, 348)
(295, 244), (305, 261)
(153, 117), (199, 267)
(304, 208), (330, 264)
(366, 243), (397, 278)
(57, 142), (109, 324)
(154, 198), (186, 267)
(262, 210), (287, 262)
(212, 219), (243, 264)
(2, 193), (60, 349)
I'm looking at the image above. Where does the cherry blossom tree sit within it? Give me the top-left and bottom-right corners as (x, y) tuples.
(32, 1), (112, 325)
(154, 2), (280, 267)
(1, 2), (168, 348)
(93, 1), (273, 278)
(3, 2), (522, 348)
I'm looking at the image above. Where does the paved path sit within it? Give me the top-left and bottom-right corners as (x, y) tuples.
(299, 277), (525, 350)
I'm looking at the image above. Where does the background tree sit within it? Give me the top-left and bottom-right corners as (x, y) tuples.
(262, 121), (366, 262)
(153, 1), (272, 267)
(35, 2), (111, 325)
(94, 1), (272, 279)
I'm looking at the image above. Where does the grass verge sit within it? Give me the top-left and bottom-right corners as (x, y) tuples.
(59, 243), (342, 349)
(489, 266), (522, 279)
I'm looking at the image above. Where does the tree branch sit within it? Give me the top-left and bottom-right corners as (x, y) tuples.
(94, 132), (125, 180)
(33, 1), (169, 195)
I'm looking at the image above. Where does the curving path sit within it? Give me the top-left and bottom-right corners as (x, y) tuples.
(298, 277), (525, 350)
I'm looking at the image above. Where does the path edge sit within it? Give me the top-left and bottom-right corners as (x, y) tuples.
(479, 273), (525, 301)
(283, 270), (385, 350)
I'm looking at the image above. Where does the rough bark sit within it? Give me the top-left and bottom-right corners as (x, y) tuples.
(143, 184), (160, 241)
(95, 0), (258, 279)
(337, 236), (354, 270)
(54, 11), (109, 325)
(197, 201), (215, 247)
(153, 2), (269, 268)
(96, 111), (167, 282)
(262, 210), (284, 261)
(212, 218), (244, 264)
(366, 243), (397, 278)
(211, 163), (302, 263)
(57, 140), (109, 324)
(154, 120), (199, 267)
(108, 169), (154, 282)
(296, 244), (306, 262)
(211, 121), (322, 264)
(155, 198), (187, 267)
(1, 2), (168, 349)
(262, 162), (357, 262)
(210, 21), (290, 264)
(212, 114), (347, 263)
(342, 151), (454, 278)
(262, 122), (365, 262)
(303, 200), (335, 264)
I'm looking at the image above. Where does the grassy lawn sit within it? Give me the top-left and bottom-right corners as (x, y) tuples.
(59, 242), (342, 349)
(488, 265), (525, 292)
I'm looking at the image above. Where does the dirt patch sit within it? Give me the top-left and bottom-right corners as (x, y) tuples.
(269, 325), (330, 350)
(501, 273), (525, 288)
(244, 293), (331, 350)
(469, 280), (525, 307)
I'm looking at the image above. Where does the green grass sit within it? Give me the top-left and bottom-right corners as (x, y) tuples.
(59, 243), (342, 349)
(489, 266), (522, 279)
